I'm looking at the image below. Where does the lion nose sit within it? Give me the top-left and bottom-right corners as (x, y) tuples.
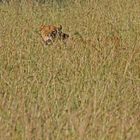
(45, 39), (52, 45)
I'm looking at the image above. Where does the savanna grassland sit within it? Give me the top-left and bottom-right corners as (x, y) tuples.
(0, 0), (140, 140)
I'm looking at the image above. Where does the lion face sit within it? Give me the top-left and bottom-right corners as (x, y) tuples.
(40, 25), (69, 45)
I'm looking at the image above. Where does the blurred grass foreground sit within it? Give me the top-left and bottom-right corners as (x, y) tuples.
(0, 0), (140, 140)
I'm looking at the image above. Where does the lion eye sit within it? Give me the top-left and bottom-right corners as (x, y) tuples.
(52, 30), (57, 35)
(52, 31), (56, 34)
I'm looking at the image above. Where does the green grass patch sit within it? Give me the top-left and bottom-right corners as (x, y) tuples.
(0, 0), (140, 140)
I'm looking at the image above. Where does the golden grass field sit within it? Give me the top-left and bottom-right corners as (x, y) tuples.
(0, 0), (140, 139)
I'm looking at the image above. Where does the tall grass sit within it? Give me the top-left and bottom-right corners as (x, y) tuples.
(0, 0), (140, 139)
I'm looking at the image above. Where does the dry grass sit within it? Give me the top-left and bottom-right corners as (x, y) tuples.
(0, 0), (140, 140)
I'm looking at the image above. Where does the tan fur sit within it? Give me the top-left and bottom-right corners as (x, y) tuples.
(39, 24), (68, 45)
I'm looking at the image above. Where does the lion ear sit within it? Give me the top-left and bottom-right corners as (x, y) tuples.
(58, 25), (62, 30)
